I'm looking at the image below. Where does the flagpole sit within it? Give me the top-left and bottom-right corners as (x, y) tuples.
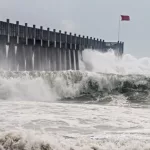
(118, 15), (121, 41)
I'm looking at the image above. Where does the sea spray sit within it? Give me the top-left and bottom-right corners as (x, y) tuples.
(82, 49), (150, 75)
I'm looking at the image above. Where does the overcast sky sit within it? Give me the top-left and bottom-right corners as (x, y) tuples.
(0, 0), (149, 57)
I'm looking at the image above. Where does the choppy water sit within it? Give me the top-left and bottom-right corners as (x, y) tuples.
(0, 50), (150, 150)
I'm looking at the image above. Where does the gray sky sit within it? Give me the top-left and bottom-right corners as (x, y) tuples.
(0, 0), (149, 57)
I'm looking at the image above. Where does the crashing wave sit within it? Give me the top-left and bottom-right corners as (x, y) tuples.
(0, 70), (149, 105)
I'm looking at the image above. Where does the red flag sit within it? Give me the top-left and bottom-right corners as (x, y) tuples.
(121, 15), (130, 21)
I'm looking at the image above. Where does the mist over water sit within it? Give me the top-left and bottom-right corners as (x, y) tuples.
(0, 49), (150, 150)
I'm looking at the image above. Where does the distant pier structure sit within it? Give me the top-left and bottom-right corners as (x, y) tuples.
(0, 19), (124, 71)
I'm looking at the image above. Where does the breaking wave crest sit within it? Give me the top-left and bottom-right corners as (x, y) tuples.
(0, 70), (150, 105)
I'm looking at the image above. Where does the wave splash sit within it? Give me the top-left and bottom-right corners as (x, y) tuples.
(0, 70), (150, 105)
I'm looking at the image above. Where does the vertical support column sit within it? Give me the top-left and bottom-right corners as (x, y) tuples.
(118, 41), (121, 56)
(33, 24), (37, 70)
(33, 25), (40, 71)
(15, 21), (19, 70)
(13, 21), (18, 70)
(7, 19), (16, 71)
(75, 34), (79, 70)
(97, 39), (99, 50)
(6, 19), (10, 44)
(79, 35), (81, 50)
(121, 42), (124, 55)
(33, 25), (37, 70)
(95, 38), (97, 50)
(74, 34), (77, 50)
(40, 26), (45, 71)
(80, 35), (84, 61)
(56, 30), (61, 71)
(25, 23), (28, 46)
(47, 27), (51, 71)
(78, 35), (81, 50)
(52, 29), (56, 71)
(90, 37), (92, 49)
(0, 21), (7, 69)
(83, 35), (85, 49)
(97, 39), (101, 51)
(50, 29), (54, 71)
(65, 31), (70, 70)
(115, 41), (120, 56)
(33, 25), (36, 46)
(82, 36), (85, 50)
(74, 34), (77, 69)
(6, 19), (10, 70)
(119, 41), (122, 56)
(86, 36), (89, 49)
(61, 32), (65, 70)
(40, 26), (43, 47)
(97, 39), (99, 51)
(98, 39), (101, 51)
(93, 38), (95, 49)
(13, 21), (19, 70)
(44, 39), (48, 71)
(101, 39), (103, 52)
(96, 38), (99, 50)
(16, 21), (19, 45)
(102, 40), (105, 52)
(17, 21), (26, 71)
(94, 38), (96, 49)
(70, 32), (74, 70)
(119, 42), (121, 55)
(59, 30), (61, 70)
(99, 39), (102, 51)
(25, 23), (32, 71)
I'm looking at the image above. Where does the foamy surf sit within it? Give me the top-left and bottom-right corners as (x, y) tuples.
(0, 131), (150, 150)
(0, 100), (150, 150)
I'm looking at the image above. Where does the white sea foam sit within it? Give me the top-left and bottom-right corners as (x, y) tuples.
(0, 101), (150, 150)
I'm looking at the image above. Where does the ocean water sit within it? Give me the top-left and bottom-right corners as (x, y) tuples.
(0, 49), (150, 150)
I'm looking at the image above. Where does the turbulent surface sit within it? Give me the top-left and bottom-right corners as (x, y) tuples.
(0, 101), (150, 150)
(0, 50), (150, 150)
